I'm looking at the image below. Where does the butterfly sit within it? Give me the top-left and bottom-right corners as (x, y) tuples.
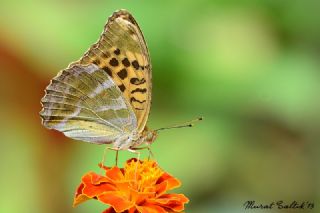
(40, 9), (157, 151)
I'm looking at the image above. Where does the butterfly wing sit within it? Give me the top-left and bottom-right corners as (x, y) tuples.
(40, 64), (137, 144)
(70, 9), (152, 134)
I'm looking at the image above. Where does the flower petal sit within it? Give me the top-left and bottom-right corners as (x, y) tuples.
(150, 194), (189, 212)
(106, 167), (125, 182)
(136, 204), (167, 213)
(73, 183), (91, 207)
(102, 207), (117, 213)
(98, 191), (134, 212)
(157, 173), (181, 191)
(79, 172), (117, 197)
(90, 172), (111, 185)
(159, 194), (189, 203)
(83, 182), (116, 197)
(82, 172), (108, 186)
(128, 207), (138, 213)
(155, 181), (167, 196)
(73, 193), (91, 207)
(74, 182), (85, 199)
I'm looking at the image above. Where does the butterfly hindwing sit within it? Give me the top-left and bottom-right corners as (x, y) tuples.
(40, 64), (137, 144)
(70, 10), (152, 133)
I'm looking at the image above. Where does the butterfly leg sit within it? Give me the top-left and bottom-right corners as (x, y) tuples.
(115, 149), (119, 166)
(99, 145), (112, 175)
(130, 145), (155, 160)
(128, 148), (141, 162)
(108, 147), (121, 166)
(100, 146), (121, 170)
(100, 145), (109, 167)
(147, 146), (154, 160)
(128, 148), (141, 181)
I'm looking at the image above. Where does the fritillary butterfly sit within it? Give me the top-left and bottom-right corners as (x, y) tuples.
(40, 10), (156, 151)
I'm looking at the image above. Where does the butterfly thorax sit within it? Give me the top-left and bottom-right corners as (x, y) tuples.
(113, 127), (157, 150)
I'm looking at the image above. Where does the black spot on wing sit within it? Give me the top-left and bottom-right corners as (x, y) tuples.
(132, 60), (140, 70)
(118, 84), (126, 92)
(122, 58), (130, 67)
(109, 58), (119, 67)
(114, 48), (120, 55)
(117, 68), (128, 80)
(130, 97), (146, 103)
(131, 88), (147, 94)
(102, 67), (112, 77)
(130, 78), (146, 85)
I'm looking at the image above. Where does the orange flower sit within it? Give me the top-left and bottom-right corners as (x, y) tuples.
(73, 158), (189, 213)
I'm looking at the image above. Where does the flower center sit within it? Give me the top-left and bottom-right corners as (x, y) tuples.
(124, 159), (163, 192)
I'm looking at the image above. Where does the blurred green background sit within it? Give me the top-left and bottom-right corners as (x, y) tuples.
(1, 0), (319, 212)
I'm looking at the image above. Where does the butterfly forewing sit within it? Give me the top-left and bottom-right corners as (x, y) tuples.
(70, 10), (152, 133)
(40, 64), (137, 143)
(40, 10), (152, 147)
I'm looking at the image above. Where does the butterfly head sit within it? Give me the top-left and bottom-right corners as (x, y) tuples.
(145, 129), (158, 145)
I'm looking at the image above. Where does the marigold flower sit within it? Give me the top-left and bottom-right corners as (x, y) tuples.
(73, 158), (189, 213)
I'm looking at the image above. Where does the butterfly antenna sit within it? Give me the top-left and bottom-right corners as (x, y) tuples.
(155, 117), (203, 132)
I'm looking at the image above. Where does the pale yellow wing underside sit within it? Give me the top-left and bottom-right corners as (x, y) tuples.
(40, 64), (137, 144)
